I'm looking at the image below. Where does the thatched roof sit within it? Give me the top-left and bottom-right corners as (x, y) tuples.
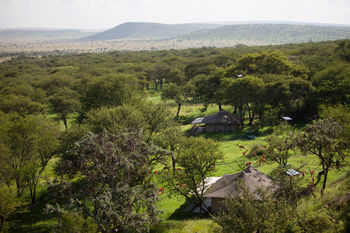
(192, 110), (240, 125)
(204, 166), (274, 199)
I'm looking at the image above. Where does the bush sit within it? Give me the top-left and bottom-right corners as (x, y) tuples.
(247, 144), (267, 158)
(60, 212), (98, 233)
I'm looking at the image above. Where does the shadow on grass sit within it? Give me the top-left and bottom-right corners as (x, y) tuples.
(9, 197), (57, 233)
(167, 201), (210, 221)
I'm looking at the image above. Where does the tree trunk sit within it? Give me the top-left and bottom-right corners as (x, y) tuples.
(0, 215), (5, 232)
(16, 179), (22, 197)
(321, 169), (328, 197)
(176, 103), (181, 119)
(247, 104), (255, 126)
(62, 114), (68, 130)
(159, 78), (163, 90)
(170, 153), (176, 175)
(239, 105), (244, 127)
(31, 183), (37, 204)
(154, 80), (158, 91)
(218, 103), (222, 111)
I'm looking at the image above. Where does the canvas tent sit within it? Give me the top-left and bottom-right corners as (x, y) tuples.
(191, 110), (240, 134)
(185, 166), (274, 213)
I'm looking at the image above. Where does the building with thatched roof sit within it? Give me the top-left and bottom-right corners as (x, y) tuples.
(186, 166), (274, 213)
(191, 110), (241, 134)
(204, 166), (274, 212)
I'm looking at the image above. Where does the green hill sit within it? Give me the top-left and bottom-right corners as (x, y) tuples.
(180, 24), (350, 44)
(82, 22), (221, 41)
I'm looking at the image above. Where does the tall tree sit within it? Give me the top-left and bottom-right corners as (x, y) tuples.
(161, 137), (223, 214)
(57, 131), (166, 233)
(50, 87), (80, 130)
(80, 74), (138, 118)
(265, 122), (297, 167)
(296, 119), (346, 196)
(0, 114), (60, 203)
(224, 76), (265, 125)
(161, 83), (192, 119)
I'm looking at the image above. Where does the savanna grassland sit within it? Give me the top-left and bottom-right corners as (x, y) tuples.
(0, 40), (350, 233)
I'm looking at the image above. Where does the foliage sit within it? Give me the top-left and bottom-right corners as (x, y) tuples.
(161, 83), (192, 118)
(60, 212), (98, 233)
(265, 122), (297, 167)
(312, 64), (350, 105)
(223, 75), (265, 124)
(49, 87), (80, 130)
(247, 144), (267, 158)
(0, 94), (46, 116)
(79, 74), (139, 118)
(225, 51), (295, 76)
(213, 183), (300, 233)
(161, 137), (223, 213)
(56, 131), (167, 233)
(0, 186), (19, 232)
(319, 104), (350, 143)
(0, 113), (60, 203)
(84, 105), (144, 134)
(296, 119), (346, 196)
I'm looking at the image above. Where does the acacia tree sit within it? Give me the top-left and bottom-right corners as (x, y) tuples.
(0, 114), (60, 203)
(265, 122), (296, 167)
(296, 119), (346, 196)
(224, 76), (265, 125)
(161, 83), (192, 119)
(190, 69), (226, 111)
(161, 137), (223, 214)
(57, 131), (166, 233)
(50, 87), (80, 130)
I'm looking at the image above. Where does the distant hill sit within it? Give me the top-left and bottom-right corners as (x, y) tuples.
(82, 22), (221, 41)
(0, 29), (96, 42)
(82, 23), (350, 45)
(180, 24), (350, 44)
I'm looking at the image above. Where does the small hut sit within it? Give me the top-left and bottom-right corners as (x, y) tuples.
(204, 166), (274, 212)
(191, 110), (240, 134)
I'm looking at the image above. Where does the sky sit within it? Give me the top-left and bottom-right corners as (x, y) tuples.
(0, 0), (350, 29)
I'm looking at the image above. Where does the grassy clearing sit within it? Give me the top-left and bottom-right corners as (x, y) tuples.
(152, 219), (218, 233)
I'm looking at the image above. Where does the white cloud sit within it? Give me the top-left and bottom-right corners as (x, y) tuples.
(0, 0), (349, 29)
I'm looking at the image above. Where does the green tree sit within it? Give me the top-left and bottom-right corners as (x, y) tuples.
(312, 64), (350, 105)
(50, 87), (80, 130)
(0, 94), (46, 116)
(319, 104), (350, 143)
(0, 186), (19, 232)
(213, 183), (299, 233)
(161, 83), (192, 119)
(190, 69), (226, 111)
(296, 119), (346, 196)
(224, 76), (265, 125)
(265, 122), (297, 167)
(225, 51), (295, 77)
(84, 105), (144, 134)
(80, 74), (138, 118)
(161, 137), (223, 214)
(57, 131), (166, 233)
(0, 114), (60, 203)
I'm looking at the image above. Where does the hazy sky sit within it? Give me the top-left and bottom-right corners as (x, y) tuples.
(1, 0), (349, 29)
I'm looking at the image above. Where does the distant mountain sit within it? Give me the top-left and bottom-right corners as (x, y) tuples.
(82, 22), (350, 45)
(0, 29), (96, 42)
(82, 22), (221, 41)
(180, 24), (350, 44)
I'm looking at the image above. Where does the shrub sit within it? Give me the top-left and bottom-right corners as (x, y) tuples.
(247, 144), (267, 158)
